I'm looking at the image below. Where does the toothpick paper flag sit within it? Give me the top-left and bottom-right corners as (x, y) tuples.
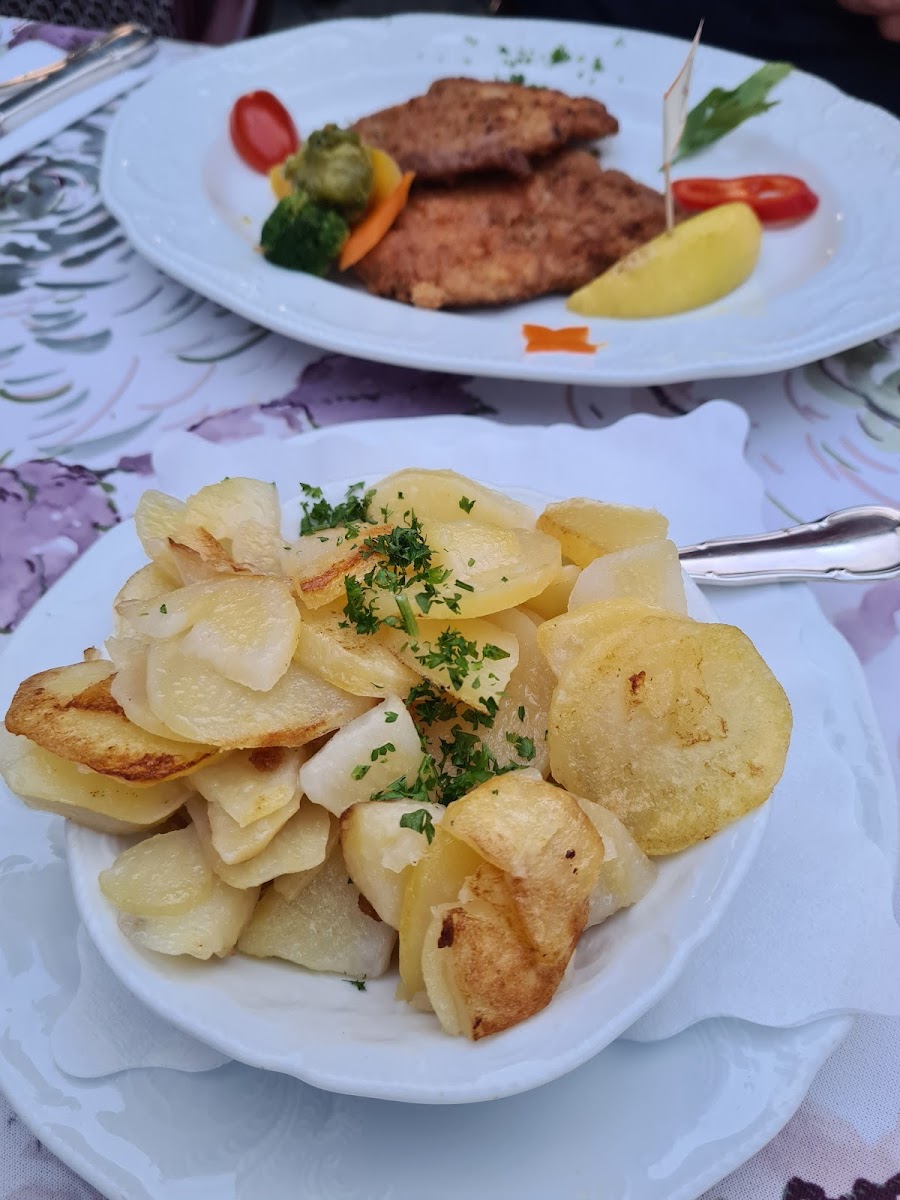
(662, 21), (703, 231)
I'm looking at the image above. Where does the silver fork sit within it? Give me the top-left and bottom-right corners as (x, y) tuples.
(679, 505), (900, 584)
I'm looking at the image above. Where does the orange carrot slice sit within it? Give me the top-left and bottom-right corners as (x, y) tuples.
(522, 324), (602, 354)
(339, 171), (415, 271)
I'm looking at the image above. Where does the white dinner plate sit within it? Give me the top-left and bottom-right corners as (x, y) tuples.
(0, 404), (871, 1198)
(101, 14), (900, 387)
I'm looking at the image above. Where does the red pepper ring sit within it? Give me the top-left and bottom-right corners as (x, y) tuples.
(672, 175), (819, 224)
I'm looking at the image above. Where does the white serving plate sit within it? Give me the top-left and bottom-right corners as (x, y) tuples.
(101, 14), (900, 386)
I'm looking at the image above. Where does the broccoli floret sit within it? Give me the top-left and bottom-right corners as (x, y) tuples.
(260, 191), (348, 276)
(285, 124), (374, 223)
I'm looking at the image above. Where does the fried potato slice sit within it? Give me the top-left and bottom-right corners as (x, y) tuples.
(134, 490), (188, 582)
(575, 798), (657, 926)
(548, 616), (792, 854)
(119, 876), (259, 960)
(106, 635), (198, 743)
(421, 863), (567, 1039)
(184, 477), (282, 574)
(0, 732), (188, 834)
(444, 773), (604, 957)
(113, 564), (172, 637)
(341, 799), (446, 928)
(293, 605), (420, 697)
(537, 498), (668, 566)
(189, 795), (333, 888)
(282, 523), (392, 608)
(5, 660), (216, 782)
(120, 576), (301, 692)
(191, 747), (305, 826)
(272, 818), (340, 900)
(478, 608), (554, 777)
(537, 598), (675, 677)
(237, 845), (397, 978)
(418, 519), (561, 619)
(398, 825), (484, 1004)
(206, 790), (301, 864)
(567, 539), (687, 614)
(527, 564), (581, 621)
(379, 617), (519, 712)
(146, 638), (371, 748)
(99, 825), (213, 917)
(298, 697), (425, 817)
(369, 469), (535, 530)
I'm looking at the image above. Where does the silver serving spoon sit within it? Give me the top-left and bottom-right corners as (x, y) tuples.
(679, 505), (900, 585)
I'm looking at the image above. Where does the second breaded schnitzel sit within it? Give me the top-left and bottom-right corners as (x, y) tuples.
(352, 78), (618, 182)
(353, 149), (668, 310)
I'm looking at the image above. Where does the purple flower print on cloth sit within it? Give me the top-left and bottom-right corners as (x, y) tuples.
(0, 459), (118, 633)
(189, 354), (487, 442)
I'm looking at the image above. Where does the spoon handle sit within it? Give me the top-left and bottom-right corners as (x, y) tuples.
(678, 505), (900, 585)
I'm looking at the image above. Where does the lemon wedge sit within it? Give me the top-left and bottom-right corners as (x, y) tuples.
(567, 201), (762, 318)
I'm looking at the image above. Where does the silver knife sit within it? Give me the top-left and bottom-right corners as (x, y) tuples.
(0, 24), (157, 137)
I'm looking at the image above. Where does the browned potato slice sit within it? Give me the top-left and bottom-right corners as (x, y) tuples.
(99, 826), (213, 917)
(417, 520), (561, 619)
(575, 798), (657, 926)
(298, 698), (425, 817)
(191, 747), (304, 826)
(293, 606), (420, 697)
(183, 478), (282, 574)
(548, 616), (792, 854)
(189, 796), (332, 888)
(237, 846), (397, 978)
(282, 523), (392, 609)
(421, 863), (567, 1040)
(341, 799), (446, 928)
(537, 499), (668, 567)
(5, 660), (216, 782)
(478, 608), (554, 777)
(567, 540), (687, 614)
(444, 774), (604, 958)
(527, 565), (581, 620)
(379, 617), (518, 712)
(369, 469), (535, 530)
(119, 876), (259, 959)
(206, 791), (301, 864)
(1, 733), (187, 834)
(113, 564), (172, 637)
(537, 598), (674, 678)
(146, 637), (371, 748)
(398, 826), (483, 1003)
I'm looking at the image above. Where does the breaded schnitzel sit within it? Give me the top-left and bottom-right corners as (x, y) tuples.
(353, 149), (668, 310)
(352, 78), (618, 182)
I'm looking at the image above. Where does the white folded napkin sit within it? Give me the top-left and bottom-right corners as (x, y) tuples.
(0, 32), (194, 170)
(52, 925), (228, 1077)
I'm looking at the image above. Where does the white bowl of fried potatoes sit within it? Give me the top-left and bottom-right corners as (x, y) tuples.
(0, 468), (791, 1103)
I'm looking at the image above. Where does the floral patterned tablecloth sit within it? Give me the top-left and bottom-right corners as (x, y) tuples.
(1, 18), (899, 1200)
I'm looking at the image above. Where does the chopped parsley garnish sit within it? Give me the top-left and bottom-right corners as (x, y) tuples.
(384, 711), (398, 723)
(509, 72), (526, 85)
(458, 495), (476, 513)
(467, 558), (475, 567)
(344, 978), (367, 991)
(298, 480), (376, 536)
(592, 56), (604, 71)
(550, 45), (571, 64)
(517, 705), (526, 722)
(370, 742), (396, 761)
(399, 808), (437, 843)
(351, 764), (370, 780)
(159, 603), (167, 614)
(455, 579), (475, 592)
(506, 732), (536, 761)
(343, 576), (379, 636)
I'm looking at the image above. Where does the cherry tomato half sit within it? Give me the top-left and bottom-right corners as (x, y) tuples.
(672, 175), (819, 224)
(230, 91), (299, 174)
